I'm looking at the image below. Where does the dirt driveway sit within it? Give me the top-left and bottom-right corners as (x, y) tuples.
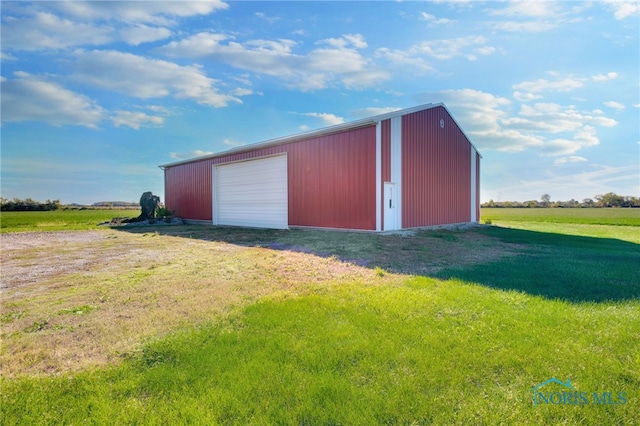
(1, 225), (518, 377)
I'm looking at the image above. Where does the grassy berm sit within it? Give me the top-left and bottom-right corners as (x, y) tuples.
(1, 209), (638, 424)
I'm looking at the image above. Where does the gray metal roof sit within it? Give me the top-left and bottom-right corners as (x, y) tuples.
(159, 102), (480, 169)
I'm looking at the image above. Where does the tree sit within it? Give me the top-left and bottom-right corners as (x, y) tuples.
(596, 192), (624, 207)
(541, 194), (551, 207)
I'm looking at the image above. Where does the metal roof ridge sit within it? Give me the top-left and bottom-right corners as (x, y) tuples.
(159, 102), (448, 169)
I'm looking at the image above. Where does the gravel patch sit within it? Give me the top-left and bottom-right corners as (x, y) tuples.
(1, 230), (107, 251)
(1, 231), (156, 292)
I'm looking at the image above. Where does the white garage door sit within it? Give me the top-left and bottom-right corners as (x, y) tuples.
(213, 154), (288, 229)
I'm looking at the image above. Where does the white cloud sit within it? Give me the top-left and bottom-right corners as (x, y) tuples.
(415, 89), (541, 152)
(1, 72), (105, 128)
(2, 2), (227, 51)
(420, 12), (455, 25)
(516, 103), (617, 129)
(350, 107), (403, 118)
(487, 0), (563, 32)
(430, 0), (474, 6)
(70, 50), (243, 107)
(111, 111), (164, 129)
(554, 156), (588, 165)
(342, 69), (391, 90)
(475, 46), (497, 56)
(230, 88), (254, 96)
(52, 1), (228, 26)
(604, 101), (626, 110)
(223, 139), (244, 147)
(592, 71), (619, 81)
(415, 90), (617, 156)
(1, 52), (17, 61)
(491, 21), (558, 32)
(376, 35), (495, 70)
(301, 112), (345, 126)
(506, 103), (617, 134)
(513, 91), (542, 102)
(146, 105), (171, 114)
(119, 25), (172, 46)
(255, 12), (280, 24)
(490, 1), (560, 18)
(1, 12), (114, 51)
(319, 34), (368, 49)
(169, 150), (214, 160)
(158, 32), (387, 90)
(375, 48), (434, 72)
(513, 77), (585, 95)
(602, 0), (640, 19)
(413, 36), (494, 61)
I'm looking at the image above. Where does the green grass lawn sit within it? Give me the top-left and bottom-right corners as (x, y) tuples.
(0, 209), (140, 232)
(1, 208), (638, 424)
(3, 280), (638, 425)
(482, 207), (640, 226)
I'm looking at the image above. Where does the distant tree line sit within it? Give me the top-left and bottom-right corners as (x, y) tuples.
(92, 201), (139, 208)
(0, 198), (62, 211)
(482, 192), (640, 208)
(0, 198), (140, 211)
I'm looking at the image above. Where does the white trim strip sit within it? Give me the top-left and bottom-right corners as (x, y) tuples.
(375, 122), (382, 231)
(470, 147), (477, 222)
(390, 116), (402, 230)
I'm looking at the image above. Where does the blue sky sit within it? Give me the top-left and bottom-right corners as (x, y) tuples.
(1, 0), (638, 205)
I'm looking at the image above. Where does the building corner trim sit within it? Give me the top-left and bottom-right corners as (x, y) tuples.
(375, 122), (382, 231)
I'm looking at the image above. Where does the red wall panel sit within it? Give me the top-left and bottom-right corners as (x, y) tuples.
(164, 162), (212, 221)
(381, 119), (391, 182)
(164, 125), (377, 230)
(401, 106), (472, 227)
(288, 126), (376, 230)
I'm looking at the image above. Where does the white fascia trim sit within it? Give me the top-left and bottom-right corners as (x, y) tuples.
(470, 147), (477, 222)
(390, 116), (402, 229)
(211, 164), (217, 225)
(375, 122), (382, 231)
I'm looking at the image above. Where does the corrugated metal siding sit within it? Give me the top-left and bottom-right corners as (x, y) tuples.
(165, 145), (290, 221)
(164, 126), (377, 230)
(381, 119), (391, 182)
(288, 126), (377, 230)
(476, 152), (481, 222)
(164, 161), (213, 220)
(401, 106), (472, 227)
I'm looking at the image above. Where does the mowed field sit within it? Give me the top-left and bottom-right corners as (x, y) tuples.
(1, 208), (639, 424)
(0, 209), (140, 232)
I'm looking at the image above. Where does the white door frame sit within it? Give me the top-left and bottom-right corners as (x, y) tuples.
(384, 181), (400, 231)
